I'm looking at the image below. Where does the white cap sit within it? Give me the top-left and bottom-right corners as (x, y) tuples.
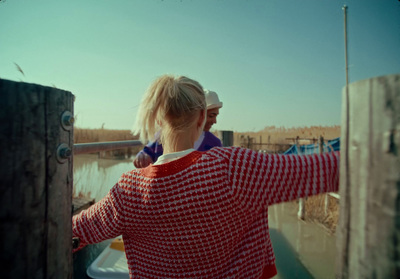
(205, 89), (223, 110)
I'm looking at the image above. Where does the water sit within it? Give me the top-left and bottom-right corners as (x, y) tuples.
(73, 154), (336, 279)
(269, 204), (336, 279)
(73, 154), (135, 201)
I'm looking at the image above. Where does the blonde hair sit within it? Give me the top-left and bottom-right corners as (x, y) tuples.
(134, 75), (206, 146)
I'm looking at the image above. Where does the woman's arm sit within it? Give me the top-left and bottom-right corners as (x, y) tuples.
(227, 147), (340, 211)
(72, 183), (126, 252)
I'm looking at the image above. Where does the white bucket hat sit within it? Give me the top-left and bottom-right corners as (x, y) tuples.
(205, 89), (223, 110)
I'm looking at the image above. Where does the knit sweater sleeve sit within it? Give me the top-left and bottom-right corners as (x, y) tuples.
(72, 182), (126, 252)
(223, 147), (340, 211)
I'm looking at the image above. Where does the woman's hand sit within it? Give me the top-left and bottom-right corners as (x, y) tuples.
(133, 152), (153, 168)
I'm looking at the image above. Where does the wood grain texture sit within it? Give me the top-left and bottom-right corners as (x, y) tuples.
(0, 79), (74, 279)
(336, 74), (400, 278)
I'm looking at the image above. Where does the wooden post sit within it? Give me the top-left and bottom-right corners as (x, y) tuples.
(218, 130), (233, 147)
(296, 136), (306, 220)
(318, 136), (324, 154)
(0, 80), (74, 278)
(318, 136), (331, 216)
(336, 74), (400, 278)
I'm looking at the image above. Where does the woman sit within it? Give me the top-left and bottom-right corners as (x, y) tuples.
(133, 89), (223, 168)
(73, 74), (339, 279)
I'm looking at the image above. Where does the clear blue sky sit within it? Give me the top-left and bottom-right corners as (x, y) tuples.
(1, 0), (399, 132)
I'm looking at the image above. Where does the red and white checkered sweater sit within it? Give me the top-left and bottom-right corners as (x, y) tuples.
(73, 147), (340, 279)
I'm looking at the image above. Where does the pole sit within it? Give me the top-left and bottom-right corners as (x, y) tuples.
(339, 5), (351, 276)
(343, 5), (349, 86)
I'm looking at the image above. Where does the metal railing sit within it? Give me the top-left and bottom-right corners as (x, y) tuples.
(73, 131), (234, 155)
(73, 140), (143, 155)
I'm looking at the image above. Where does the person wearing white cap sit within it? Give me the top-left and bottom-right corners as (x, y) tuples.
(133, 89), (223, 168)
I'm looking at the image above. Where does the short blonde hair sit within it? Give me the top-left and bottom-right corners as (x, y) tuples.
(134, 75), (206, 145)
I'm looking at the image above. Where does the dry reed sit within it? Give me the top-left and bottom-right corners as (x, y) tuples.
(74, 127), (143, 156)
(304, 195), (339, 234)
(230, 125), (340, 147)
(74, 127), (139, 143)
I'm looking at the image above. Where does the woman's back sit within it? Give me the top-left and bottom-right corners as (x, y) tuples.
(123, 147), (273, 278)
(74, 146), (339, 278)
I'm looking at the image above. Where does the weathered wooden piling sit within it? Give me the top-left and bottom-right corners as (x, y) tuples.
(0, 79), (74, 279)
(336, 74), (400, 278)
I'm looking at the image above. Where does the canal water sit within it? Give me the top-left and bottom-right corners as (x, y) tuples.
(73, 154), (336, 279)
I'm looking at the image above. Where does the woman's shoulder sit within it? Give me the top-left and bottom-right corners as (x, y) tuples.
(117, 169), (145, 187)
(203, 146), (246, 158)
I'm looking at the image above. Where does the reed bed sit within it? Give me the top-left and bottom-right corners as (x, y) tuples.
(230, 125), (341, 147)
(301, 194), (339, 234)
(282, 195), (339, 235)
(75, 125), (340, 146)
(74, 127), (143, 155)
(74, 128), (139, 143)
